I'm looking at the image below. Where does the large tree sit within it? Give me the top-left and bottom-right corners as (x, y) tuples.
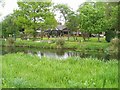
(15, 1), (57, 40)
(54, 4), (73, 40)
(2, 14), (20, 39)
(103, 2), (119, 42)
(77, 2), (107, 41)
(66, 12), (79, 41)
(54, 4), (73, 23)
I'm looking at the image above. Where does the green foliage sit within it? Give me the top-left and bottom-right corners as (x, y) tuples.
(24, 29), (34, 35)
(43, 14), (57, 30)
(77, 2), (106, 34)
(2, 14), (20, 38)
(0, 22), (2, 37)
(2, 37), (109, 50)
(6, 37), (15, 46)
(56, 38), (65, 48)
(13, 40), (56, 49)
(2, 53), (118, 88)
(109, 38), (119, 55)
(66, 12), (79, 32)
(76, 2), (118, 41)
(105, 29), (116, 42)
(104, 2), (118, 30)
(110, 38), (119, 47)
(14, 1), (57, 38)
(54, 4), (72, 22)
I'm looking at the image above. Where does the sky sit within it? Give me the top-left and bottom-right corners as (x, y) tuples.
(0, 0), (85, 22)
(0, 0), (119, 22)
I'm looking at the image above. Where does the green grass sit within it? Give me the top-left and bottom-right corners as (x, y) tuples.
(2, 37), (109, 51)
(2, 53), (118, 88)
(35, 36), (107, 43)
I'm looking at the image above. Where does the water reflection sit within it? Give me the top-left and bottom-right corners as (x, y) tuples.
(1, 46), (118, 60)
(36, 51), (69, 59)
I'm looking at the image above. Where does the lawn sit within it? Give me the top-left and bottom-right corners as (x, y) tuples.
(2, 37), (109, 51)
(2, 53), (118, 88)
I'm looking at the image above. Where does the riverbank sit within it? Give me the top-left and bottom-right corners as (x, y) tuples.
(2, 53), (118, 88)
(2, 37), (109, 51)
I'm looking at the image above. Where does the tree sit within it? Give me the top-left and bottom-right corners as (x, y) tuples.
(2, 14), (20, 39)
(54, 4), (73, 40)
(77, 2), (107, 41)
(103, 2), (119, 42)
(15, 1), (57, 40)
(66, 12), (79, 41)
(54, 4), (72, 23)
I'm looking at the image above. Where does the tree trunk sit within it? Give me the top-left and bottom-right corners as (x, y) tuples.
(76, 35), (78, 41)
(14, 32), (16, 41)
(73, 35), (75, 41)
(33, 34), (36, 41)
(68, 31), (70, 41)
(88, 33), (90, 41)
(40, 31), (43, 40)
(33, 10), (36, 41)
(83, 37), (86, 41)
(81, 32), (86, 41)
(98, 34), (100, 42)
(33, 31), (36, 41)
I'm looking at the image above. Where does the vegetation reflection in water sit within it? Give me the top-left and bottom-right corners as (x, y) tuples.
(2, 46), (117, 60)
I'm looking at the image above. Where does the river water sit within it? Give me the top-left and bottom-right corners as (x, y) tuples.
(1, 46), (117, 60)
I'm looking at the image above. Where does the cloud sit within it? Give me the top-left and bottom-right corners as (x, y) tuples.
(0, 0), (85, 22)
(0, 0), (18, 21)
(53, 0), (85, 11)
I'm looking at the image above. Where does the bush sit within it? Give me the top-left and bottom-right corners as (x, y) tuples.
(109, 38), (119, 55)
(6, 37), (15, 46)
(105, 29), (116, 42)
(51, 40), (56, 43)
(110, 38), (119, 47)
(56, 38), (65, 48)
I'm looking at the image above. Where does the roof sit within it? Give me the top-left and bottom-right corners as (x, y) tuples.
(57, 24), (66, 30)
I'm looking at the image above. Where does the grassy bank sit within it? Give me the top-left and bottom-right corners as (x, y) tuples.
(2, 37), (109, 51)
(2, 53), (118, 88)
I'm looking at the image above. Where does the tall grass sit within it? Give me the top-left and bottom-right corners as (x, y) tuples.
(56, 38), (65, 48)
(109, 38), (119, 55)
(6, 37), (15, 47)
(2, 53), (118, 88)
(2, 37), (109, 50)
(3, 39), (109, 51)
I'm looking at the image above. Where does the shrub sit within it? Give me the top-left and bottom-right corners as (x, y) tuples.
(56, 38), (65, 48)
(109, 38), (119, 55)
(50, 40), (56, 43)
(110, 38), (119, 47)
(6, 37), (15, 46)
(105, 29), (116, 42)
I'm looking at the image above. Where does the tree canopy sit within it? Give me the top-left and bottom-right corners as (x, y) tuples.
(14, 1), (57, 39)
(1, 1), (119, 42)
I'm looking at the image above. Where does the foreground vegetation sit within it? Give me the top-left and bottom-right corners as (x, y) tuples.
(2, 53), (118, 88)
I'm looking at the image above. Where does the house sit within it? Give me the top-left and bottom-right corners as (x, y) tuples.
(43, 23), (70, 37)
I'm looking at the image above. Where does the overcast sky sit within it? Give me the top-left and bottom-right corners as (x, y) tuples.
(0, 0), (119, 22)
(0, 0), (85, 22)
